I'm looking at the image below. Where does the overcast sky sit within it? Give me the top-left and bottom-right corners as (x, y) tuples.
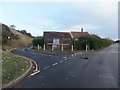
(0, 0), (118, 40)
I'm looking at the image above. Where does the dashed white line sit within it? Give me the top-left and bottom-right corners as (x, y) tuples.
(59, 61), (62, 63)
(65, 58), (68, 61)
(44, 66), (50, 70)
(63, 57), (67, 59)
(59, 60), (63, 63)
(40, 54), (58, 58)
(52, 63), (58, 66)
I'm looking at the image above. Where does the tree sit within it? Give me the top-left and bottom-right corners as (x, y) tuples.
(32, 36), (44, 47)
(10, 25), (15, 29)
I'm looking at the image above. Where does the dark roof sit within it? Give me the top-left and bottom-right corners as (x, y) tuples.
(44, 31), (72, 38)
(71, 32), (89, 39)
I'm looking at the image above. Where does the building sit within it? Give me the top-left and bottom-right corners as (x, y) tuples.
(43, 28), (89, 49)
(44, 31), (72, 49)
(71, 28), (89, 40)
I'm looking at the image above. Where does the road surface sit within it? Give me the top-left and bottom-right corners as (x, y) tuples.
(11, 43), (119, 88)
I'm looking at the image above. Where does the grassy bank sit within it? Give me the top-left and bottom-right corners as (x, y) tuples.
(2, 29), (33, 50)
(0, 67), (1, 89)
(2, 51), (30, 86)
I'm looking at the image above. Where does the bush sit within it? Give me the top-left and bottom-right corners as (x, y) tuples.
(73, 34), (113, 50)
(32, 36), (44, 47)
(2, 37), (8, 45)
(73, 35), (90, 50)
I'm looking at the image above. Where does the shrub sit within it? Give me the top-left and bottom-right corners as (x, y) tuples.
(32, 36), (44, 47)
(73, 34), (113, 50)
(2, 37), (8, 45)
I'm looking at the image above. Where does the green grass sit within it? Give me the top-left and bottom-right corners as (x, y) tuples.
(2, 51), (30, 86)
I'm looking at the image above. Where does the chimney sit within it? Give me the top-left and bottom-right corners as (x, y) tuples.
(81, 28), (83, 32)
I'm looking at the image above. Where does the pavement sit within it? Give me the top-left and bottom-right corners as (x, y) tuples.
(11, 43), (119, 88)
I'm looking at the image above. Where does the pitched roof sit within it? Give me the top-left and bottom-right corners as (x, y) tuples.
(71, 32), (89, 39)
(44, 31), (72, 38)
(44, 31), (70, 34)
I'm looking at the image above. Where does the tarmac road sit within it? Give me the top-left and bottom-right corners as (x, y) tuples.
(12, 43), (119, 88)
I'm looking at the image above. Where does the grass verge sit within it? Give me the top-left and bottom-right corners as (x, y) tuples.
(2, 51), (30, 87)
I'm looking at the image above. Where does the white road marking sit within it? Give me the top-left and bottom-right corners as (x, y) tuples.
(40, 54), (58, 58)
(59, 60), (63, 63)
(44, 66), (50, 70)
(74, 53), (79, 55)
(49, 55), (52, 56)
(59, 61), (62, 63)
(22, 48), (25, 51)
(65, 58), (68, 60)
(63, 57), (67, 59)
(71, 54), (74, 57)
(52, 63), (58, 66)
(30, 71), (40, 76)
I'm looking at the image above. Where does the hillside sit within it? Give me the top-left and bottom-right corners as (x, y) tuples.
(1, 23), (33, 50)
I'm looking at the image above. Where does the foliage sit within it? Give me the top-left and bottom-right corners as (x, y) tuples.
(10, 25), (15, 29)
(32, 36), (44, 47)
(2, 37), (8, 45)
(73, 34), (114, 50)
(17, 30), (33, 38)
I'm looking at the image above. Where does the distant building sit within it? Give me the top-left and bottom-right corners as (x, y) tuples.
(71, 28), (89, 40)
(43, 28), (89, 49)
(44, 31), (72, 49)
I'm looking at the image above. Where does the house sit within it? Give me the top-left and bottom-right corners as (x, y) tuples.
(44, 31), (72, 49)
(71, 28), (89, 40)
(43, 28), (89, 49)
